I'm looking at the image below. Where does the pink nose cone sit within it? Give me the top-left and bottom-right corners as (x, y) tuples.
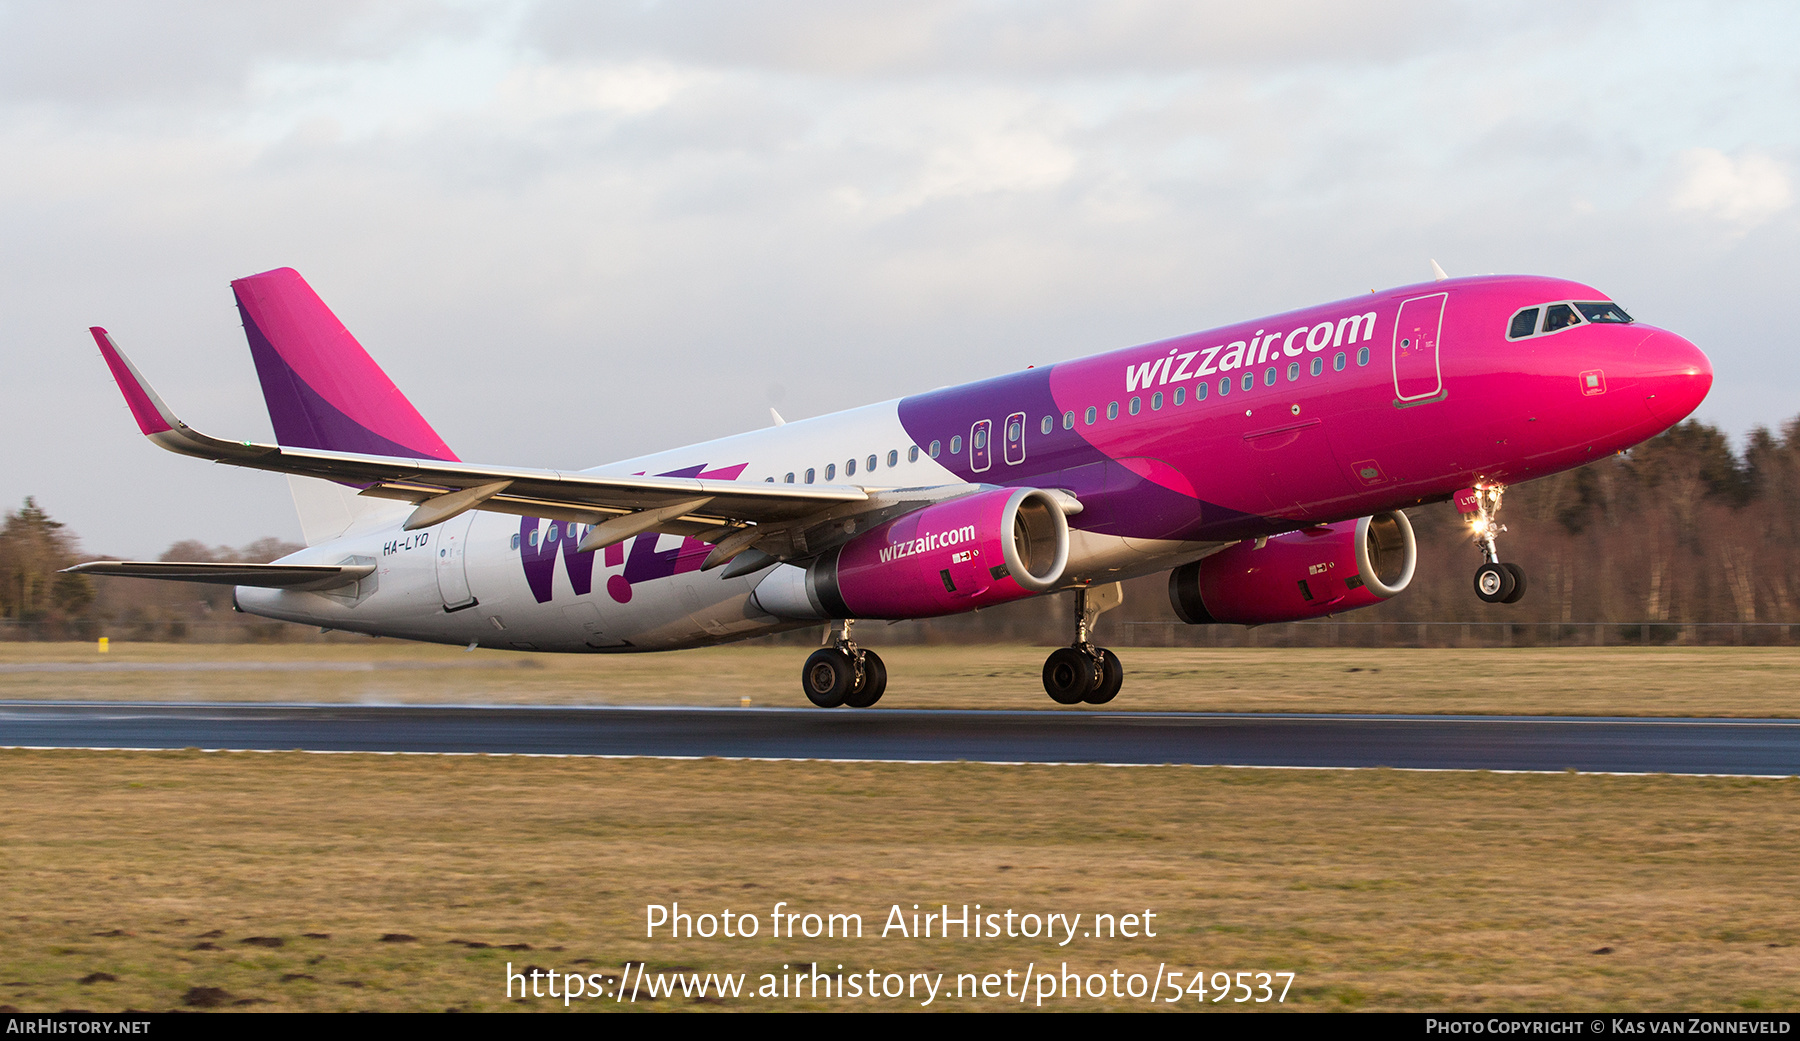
(1635, 329), (1713, 425)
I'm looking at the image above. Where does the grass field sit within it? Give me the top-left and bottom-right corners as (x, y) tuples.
(2, 641), (1799, 716)
(4, 643), (1796, 1012)
(1, 749), (1796, 1012)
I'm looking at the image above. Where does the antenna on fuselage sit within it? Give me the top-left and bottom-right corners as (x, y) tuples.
(770, 407), (787, 426)
(1430, 259), (1449, 281)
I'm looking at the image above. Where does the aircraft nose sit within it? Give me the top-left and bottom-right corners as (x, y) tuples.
(1635, 328), (1712, 424)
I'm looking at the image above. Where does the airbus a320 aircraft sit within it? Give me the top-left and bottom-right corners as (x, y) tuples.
(72, 266), (1710, 706)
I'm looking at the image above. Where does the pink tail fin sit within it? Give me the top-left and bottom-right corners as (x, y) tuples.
(231, 267), (458, 461)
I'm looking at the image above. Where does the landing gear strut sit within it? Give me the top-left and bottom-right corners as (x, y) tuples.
(802, 619), (887, 708)
(1459, 485), (1527, 604)
(1042, 583), (1125, 705)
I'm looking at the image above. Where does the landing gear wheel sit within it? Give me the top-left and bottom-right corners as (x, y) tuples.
(843, 650), (887, 708)
(1501, 562), (1527, 604)
(1474, 562), (1517, 605)
(1084, 648), (1123, 705)
(803, 648), (854, 708)
(1043, 648), (1095, 705)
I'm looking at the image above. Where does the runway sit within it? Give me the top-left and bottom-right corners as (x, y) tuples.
(2, 701), (1797, 775)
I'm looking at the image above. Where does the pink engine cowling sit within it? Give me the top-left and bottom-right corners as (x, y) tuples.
(1168, 511), (1416, 625)
(753, 487), (1070, 620)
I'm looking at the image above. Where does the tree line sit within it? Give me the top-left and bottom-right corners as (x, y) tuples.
(5, 415), (1799, 645)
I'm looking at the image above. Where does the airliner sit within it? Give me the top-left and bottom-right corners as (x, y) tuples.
(71, 266), (1711, 706)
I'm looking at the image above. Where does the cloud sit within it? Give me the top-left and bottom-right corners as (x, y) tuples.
(1669, 147), (1792, 228)
(525, 0), (1467, 76)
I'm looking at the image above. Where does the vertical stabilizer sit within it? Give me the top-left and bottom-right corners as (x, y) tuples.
(232, 267), (459, 461)
(232, 267), (457, 543)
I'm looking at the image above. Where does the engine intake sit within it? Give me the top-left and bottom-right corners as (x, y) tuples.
(753, 487), (1069, 620)
(1169, 511), (1416, 625)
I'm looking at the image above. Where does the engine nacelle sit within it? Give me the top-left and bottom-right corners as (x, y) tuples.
(1168, 511), (1416, 625)
(753, 487), (1069, 620)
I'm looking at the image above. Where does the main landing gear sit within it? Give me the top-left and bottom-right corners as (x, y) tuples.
(1042, 582), (1125, 706)
(1459, 484), (1527, 605)
(802, 620), (887, 708)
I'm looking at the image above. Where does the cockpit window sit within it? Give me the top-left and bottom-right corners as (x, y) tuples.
(1576, 301), (1633, 324)
(1508, 308), (1540, 340)
(1542, 303), (1581, 333)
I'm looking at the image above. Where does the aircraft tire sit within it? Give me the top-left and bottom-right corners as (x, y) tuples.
(1085, 648), (1123, 705)
(844, 650), (887, 708)
(803, 648), (854, 708)
(1501, 562), (1528, 604)
(1043, 648), (1095, 705)
(1473, 563), (1516, 604)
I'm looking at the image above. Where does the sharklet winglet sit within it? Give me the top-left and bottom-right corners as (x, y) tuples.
(89, 327), (178, 436)
(87, 328), (278, 464)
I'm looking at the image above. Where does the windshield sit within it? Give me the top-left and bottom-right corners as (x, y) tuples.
(1576, 301), (1633, 323)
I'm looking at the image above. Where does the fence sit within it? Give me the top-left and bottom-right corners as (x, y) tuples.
(1114, 620), (1800, 649)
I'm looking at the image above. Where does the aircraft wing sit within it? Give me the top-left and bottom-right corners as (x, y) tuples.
(89, 328), (874, 548)
(64, 560), (373, 591)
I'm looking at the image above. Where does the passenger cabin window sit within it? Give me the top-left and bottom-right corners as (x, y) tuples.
(1310, 357), (1323, 376)
(805, 468), (816, 483)
(1128, 397), (1140, 416)
(511, 533), (520, 550)
(1543, 303), (1581, 333)
(908, 445), (919, 462)
(1062, 411), (1075, 430)
(888, 450), (899, 467)
(950, 435), (963, 454)
(868, 454), (878, 472)
(846, 458), (856, 476)
(1151, 391), (1163, 410)
(1174, 387), (1186, 405)
(1084, 406), (1096, 425)
(825, 463), (836, 481)
(784, 472), (795, 483)
(1357, 346), (1370, 366)
(1333, 352), (1346, 371)
(1508, 308), (1540, 339)
(1106, 401), (1119, 420)
(1040, 415), (1053, 435)
(929, 440), (941, 458)
(1194, 382), (1207, 401)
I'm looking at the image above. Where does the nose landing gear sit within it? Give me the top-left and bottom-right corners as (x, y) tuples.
(802, 619), (887, 708)
(1459, 485), (1527, 604)
(1042, 582), (1125, 705)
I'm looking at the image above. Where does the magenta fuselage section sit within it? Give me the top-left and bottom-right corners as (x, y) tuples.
(895, 275), (1712, 543)
(831, 488), (1039, 618)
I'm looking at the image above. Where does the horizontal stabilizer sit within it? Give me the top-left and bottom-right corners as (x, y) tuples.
(63, 560), (375, 591)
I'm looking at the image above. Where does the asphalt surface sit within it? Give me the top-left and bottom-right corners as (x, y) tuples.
(2, 701), (1798, 775)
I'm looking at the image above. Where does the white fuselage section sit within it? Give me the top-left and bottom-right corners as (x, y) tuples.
(237, 400), (1201, 651)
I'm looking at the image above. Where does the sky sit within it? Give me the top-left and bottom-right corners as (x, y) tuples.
(2, 0), (1795, 557)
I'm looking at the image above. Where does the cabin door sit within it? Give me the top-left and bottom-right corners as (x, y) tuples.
(1393, 292), (1447, 403)
(435, 513), (478, 610)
